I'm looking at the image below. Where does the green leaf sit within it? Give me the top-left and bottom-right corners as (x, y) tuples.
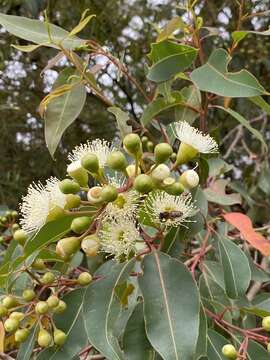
(139, 251), (200, 360)
(45, 68), (87, 158)
(195, 306), (208, 359)
(36, 289), (88, 360)
(11, 43), (46, 52)
(249, 96), (270, 116)
(247, 339), (270, 359)
(207, 329), (228, 360)
(16, 324), (39, 360)
(232, 28), (270, 44)
(204, 179), (242, 206)
(141, 91), (183, 126)
(214, 106), (267, 150)
(218, 236), (251, 299)
(242, 295), (270, 317)
(208, 158), (233, 177)
(175, 85), (201, 124)
(190, 48), (266, 97)
(188, 187), (208, 236)
(156, 16), (186, 42)
(108, 107), (132, 138)
(123, 302), (156, 360)
(83, 259), (135, 360)
(147, 40), (197, 82)
(0, 13), (86, 49)
(203, 261), (225, 290)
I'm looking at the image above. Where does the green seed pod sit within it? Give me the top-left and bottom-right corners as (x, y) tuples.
(22, 289), (36, 302)
(67, 161), (88, 187)
(170, 152), (177, 161)
(142, 136), (148, 145)
(65, 194), (81, 210)
(2, 296), (18, 309)
(176, 142), (198, 165)
(71, 217), (91, 234)
(35, 301), (49, 315)
(77, 272), (92, 286)
(123, 133), (142, 155)
(41, 272), (55, 285)
(56, 237), (81, 259)
(32, 258), (46, 270)
(54, 329), (67, 346)
(47, 295), (59, 309)
(221, 344), (238, 359)
(134, 174), (154, 194)
(59, 179), (80, 194)
(101, 185), (118, 203)
(0, 304), (8, 317)
(81, 235), (100, 257)
(4, 318), (19, 332)
(147, 141), (154, 153)
(179, 170), (199, 189)
(262, 316), (270, 332)
(9, 312), (24, 321)
(53, 300), (67, 314)
(81, 153), (99, 173)
(154, 143), (173, 163)
(38, 329), (52, 348)
(15, 328), (30, 343)
(12, 223), (20, 231)
(13, 229), (27, 246)
(106, 151), (127, 171)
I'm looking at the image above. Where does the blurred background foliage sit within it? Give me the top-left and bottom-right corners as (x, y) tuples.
(0, 0), (269, 224)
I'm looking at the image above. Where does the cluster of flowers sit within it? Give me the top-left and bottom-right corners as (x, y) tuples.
(17, 121), (218, 262)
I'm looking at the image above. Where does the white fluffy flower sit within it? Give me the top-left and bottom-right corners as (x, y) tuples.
(145, 191), (197, 227)
(20, 177), (66, 234)
(68, 139), (115, 168)
(99, 219), (140, 260)
(174, 121), (218, 154)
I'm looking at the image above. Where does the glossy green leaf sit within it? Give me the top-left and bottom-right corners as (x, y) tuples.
(0, 13), (86, 49)
(123, 302), (156, 360)
(17, 324), (39, 360)
(83, 259), (135, 360)
(190, 48), (266, 97)
(207, 330), (227, 360)
(108, 106), (132, 137)
(45, 68), (87, 158)
(141, 91), (183, 126)
(175, 85), (201, 124)
(218, 236), (251, 299)
(147, 40), (197, 82)
(139, 251), (200, 360)
(36, 289), (87, 360)
(214, 106), (267, 150)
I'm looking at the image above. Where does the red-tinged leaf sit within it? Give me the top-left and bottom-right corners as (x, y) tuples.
(223, 212), (270, 256)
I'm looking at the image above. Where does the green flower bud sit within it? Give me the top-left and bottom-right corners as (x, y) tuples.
(71, 216), (91, 234)
(87, 186), (103, 205)
(147, 141), (154, 152)
(123, 133), (142, 155)
(170, 152), (177, 161)
(59, 179), (80, 194)
(54, 329), (67, 346)
(151, 164), (170, 182)
(22, 289), (36, 302)
(35, 301), (49, 315)
(176, 142), (198, 165)
(0, 236), (4, 243)
(32, 258), (46, 270)
(81, 235), (100, 257)
(11, 211), (18, 218)
(142, 136), (148, 145)
(77, 272), (92, 286)
(46, 206), (65, 223)
(53, 300), (67, 314)
(13, 229), (27, 246)
(134, 174), (154, 194)
(4, 318), (19, 332)
(65, 194), (81, 209)
(41, 272), (55, 285)
(67, 161), (88, 187)
(2, 296), (18, 309)
(15, 328), (30, 343)
(56, 237), (81, 259)
(12, 223), (20, 231)
(221, 344), (238, 359)
(38, 329), (52, 348)
(106, 151), (127, 171)
(0, 304), (8, 317)
(101, 185), (118, 203)
(1, 217), (7, 224)
(9, 312), (24, 321)
(81, 153), (99, 173)
(165, 182), (185, 196)
(47, 295), (59, 309)
(267, 343), (270, 353)
(179, 170), (199, 189)
(154, 143), (173, 163)
(262, 316), (270, 332)
(126, 164), (141, 178)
